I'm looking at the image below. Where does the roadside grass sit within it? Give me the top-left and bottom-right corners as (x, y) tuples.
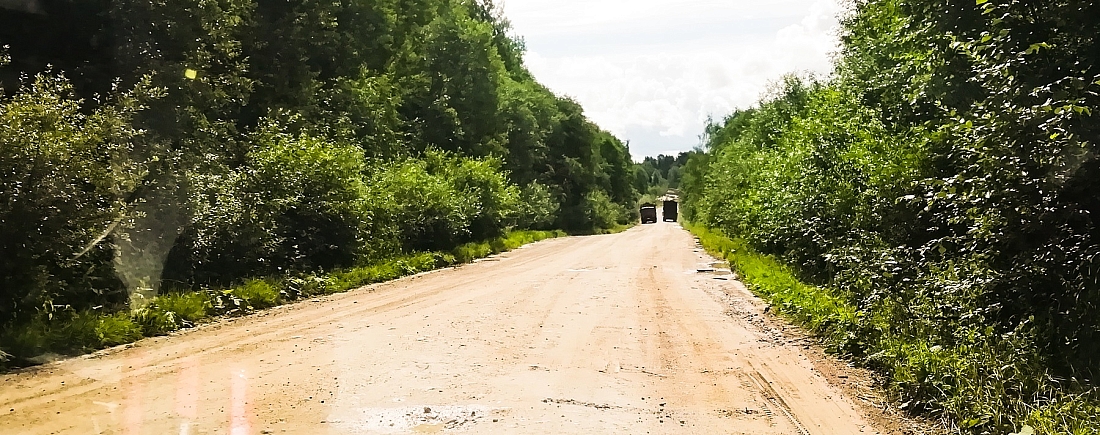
(230, 279), (281, 309)
(684, 222), (1100, 434)
(0, 230), (565, 369)
(684, 222), (859, 346)
(599, 223), (635, 235)
(152, 291), (211, 324)
(0, 310), (145, 357)
(566, 223), (634, 236)
(94, 312), (145, 347)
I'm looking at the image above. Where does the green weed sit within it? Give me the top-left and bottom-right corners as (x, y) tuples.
(231, 279), (281, 309)
(452, 242), (493, 264)
(1026, 392), (1100, 435)
(450, 230), (564, 263)
(0, 309), (139, 359)
(0, 319), (50, 359)
(132, 307), (180, 336)
(153, 292), (211, 323)
(94, 312), (143, 346)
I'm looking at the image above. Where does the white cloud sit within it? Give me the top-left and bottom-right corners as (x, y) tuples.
(502, 0), (843, 158)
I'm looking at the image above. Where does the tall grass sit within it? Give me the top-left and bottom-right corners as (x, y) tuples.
(0, 230), (564, 368)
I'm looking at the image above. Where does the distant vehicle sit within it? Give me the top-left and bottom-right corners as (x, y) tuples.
(639, 203), (657, 224)
(663, 200), (678, 222)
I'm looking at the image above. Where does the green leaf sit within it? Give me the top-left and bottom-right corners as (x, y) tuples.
(1010, 425), (1035, 435)
(1025, 43), (1050, 54)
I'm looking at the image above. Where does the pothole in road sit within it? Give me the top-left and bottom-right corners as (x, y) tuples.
(693, 262), (735, 280)
(326, 405), (504, 433)
(542, 398), (620, 410)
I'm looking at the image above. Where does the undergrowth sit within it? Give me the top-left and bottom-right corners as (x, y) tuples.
(566, 223), (634, 236)
(0, 230), (564, 368)
(685, 222), (1100, 434)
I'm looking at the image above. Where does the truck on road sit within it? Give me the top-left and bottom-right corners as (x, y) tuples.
(640, 203), (658, 224)
(663, 200), (678, 222)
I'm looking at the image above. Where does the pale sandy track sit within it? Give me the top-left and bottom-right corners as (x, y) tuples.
(1, 223), (893, 434)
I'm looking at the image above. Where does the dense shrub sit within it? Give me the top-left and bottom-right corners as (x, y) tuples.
(0, 0), (638, 364)
(0, 73), (150, 323)
(581, 190), (632, 230)
(366, 150), (521, 253)
(682, 0), (1100, 431)
(230, 279), (281, 310)
(164, 127), (375, 285)
(514, 182), (559, 230)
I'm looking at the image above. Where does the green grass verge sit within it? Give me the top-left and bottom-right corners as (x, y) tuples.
(685, 222), (858, 344)
(566, 223), (635, 236)
(0, 230), (565, 368)
(684, 222), (1100, 434)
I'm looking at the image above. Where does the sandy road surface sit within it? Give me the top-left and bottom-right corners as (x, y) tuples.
(1, 223), (887, 434)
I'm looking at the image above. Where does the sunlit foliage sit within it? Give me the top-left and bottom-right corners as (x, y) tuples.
(0, 0), (637, 362)
(682, 0), (1100, 432)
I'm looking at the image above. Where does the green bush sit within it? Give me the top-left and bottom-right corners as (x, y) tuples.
(231, 279), (281, 310)
(687, 224), (861, 351)
(0, 318), (49, 359)
(366, 150), (526, 253)
(1, 0), (640, 369)
(325, 252), (442, 292)
(132, 307), (181, 336)
(450, 229), (564, 263)
(0, 73), (146, 325)
(429, 151), (520, 240)
(680, 1), (1100, 429)
(0, 309), (141, 358)
(452, 242), (493, 264)
(368, 156), (473, 252)
(153, 292), (211, 324)
(95, 313), (143, 346)
(563, 190), (631, 232)
(168, 126), (376, 284)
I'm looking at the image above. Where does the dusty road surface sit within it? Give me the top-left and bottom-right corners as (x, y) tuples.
(1, 223), (891, 434)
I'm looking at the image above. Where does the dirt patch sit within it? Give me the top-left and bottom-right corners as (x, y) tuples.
(542, 398), (620, 410)
(1, 224), (922, 434)
(710, 269), (946, 435)
(326, 405), (502, 433)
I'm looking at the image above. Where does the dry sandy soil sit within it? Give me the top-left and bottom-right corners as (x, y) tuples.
(1, 223), (924, 434)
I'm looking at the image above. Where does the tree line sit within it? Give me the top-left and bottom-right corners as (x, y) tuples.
(681, 0), (1099, 432)
(632, 152), (696, 200)
(0, 0), (637, 352)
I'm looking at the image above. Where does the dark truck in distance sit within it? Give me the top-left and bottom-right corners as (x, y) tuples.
(640, 203), (658, 224)
(663, 200), (678, 222)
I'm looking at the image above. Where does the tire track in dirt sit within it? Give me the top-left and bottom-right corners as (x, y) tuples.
(1, 224), (902, 435)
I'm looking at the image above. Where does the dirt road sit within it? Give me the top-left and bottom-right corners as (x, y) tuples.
(1, 223), (891, 434)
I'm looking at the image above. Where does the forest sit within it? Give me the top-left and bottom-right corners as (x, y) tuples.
(632, 152), (696, 200)
(0, 0), (637, 365)
(681, 0), (1099, 432)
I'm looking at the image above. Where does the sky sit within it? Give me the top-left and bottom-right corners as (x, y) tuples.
(500, 0), (845, 159)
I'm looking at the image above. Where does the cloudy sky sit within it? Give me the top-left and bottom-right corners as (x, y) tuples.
(501, 0), (845, 159)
